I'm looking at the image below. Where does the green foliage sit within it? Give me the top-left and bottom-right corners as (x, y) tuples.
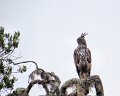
(0, 27), (20, 54)
(13, 88), (25, 95)
(18, 65), (27, 73)
(6, 88), (26, 96)
(0, 26), (25, 94)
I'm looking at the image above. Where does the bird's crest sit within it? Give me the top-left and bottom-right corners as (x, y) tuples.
(81, 32), (88, 37)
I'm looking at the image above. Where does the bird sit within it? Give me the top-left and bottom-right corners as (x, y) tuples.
(73, 33), (92, 79)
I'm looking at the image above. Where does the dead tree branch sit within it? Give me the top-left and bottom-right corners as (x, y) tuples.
(28, 68), (61, 96)
(60, 75), (104, 96)
(12, 60), (39, 69)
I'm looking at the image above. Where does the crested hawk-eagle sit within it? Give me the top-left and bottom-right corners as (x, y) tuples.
(73, 33), (91, 79)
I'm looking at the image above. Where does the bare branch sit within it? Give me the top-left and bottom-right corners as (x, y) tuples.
(12, 61), (38, 69)
(28, 68), (61, 96)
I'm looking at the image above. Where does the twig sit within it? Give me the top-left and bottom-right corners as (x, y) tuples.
(12, 61), (38, 69)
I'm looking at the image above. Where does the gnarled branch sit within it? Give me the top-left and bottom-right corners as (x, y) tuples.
(60, 75), (104, 96)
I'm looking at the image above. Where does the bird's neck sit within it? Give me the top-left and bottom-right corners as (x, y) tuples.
(78, 44), (87, 49)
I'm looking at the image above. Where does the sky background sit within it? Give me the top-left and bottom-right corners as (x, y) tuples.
(0, 0), (120, 96)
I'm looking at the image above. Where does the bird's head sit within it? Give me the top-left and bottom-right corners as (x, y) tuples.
(77, 33), (88, 46)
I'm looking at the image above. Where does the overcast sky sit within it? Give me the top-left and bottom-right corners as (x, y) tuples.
(0, 0), (120, 96)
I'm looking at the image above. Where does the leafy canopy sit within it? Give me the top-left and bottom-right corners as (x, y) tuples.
(0, 26), (26, 93)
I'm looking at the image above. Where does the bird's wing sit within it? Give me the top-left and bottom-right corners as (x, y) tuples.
(86, 48), (91, 63)
(73, 48), (79, 66)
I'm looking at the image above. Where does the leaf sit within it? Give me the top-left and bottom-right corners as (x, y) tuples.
(4, 33), (10, 38)
(0, 83), (4, 90)
(0, 27), (4, 35)
(22, 65), (27, 72)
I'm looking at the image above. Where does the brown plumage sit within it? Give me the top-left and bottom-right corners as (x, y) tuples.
(73, 33), (91, 79)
